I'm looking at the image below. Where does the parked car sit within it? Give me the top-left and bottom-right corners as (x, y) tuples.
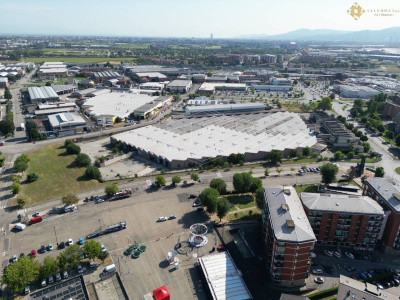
(169, 215), (177, 220)
(359, 273), (367, 279)
(12, 255), (17, 262)
(333, 251), (341, 258)
(30, 250), (36, 257)
(314, 277), (324, 284)
(157, 217), (168, 222)
(345, 252), (354, 259)
(188, 194), (197, 199)
(95, 198), (105, 204)
(40, 245), (46, 254)
(366, 273), (373, 278)
(347, 267), (356, 272)
(78, 238), (84, 245)
(41, 278), (47, 287)
(58, 242), (65, 249)
(192, 200), (202, 207)
(101, 244), (106, 252)
(350, 275), (357, 280)
(324, 250), (333, 257)
(312, 269), (323, 274)
(77, 265), (83, 274)
(197, 207), (204, 212)
(67, 238), (73, 246)
(56, 273), (61, 281)
(33, 211), (40, 217)
(63, 270), (68, 279)
(24, 285), (30, 295)
(48, 243), (53, 251)
(48, 275), (54, 284)
(89, 261), (95, 268)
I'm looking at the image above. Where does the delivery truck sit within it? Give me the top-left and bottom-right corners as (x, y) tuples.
(101, 264), (116, 276)
(30, 216), (43, 225)
(14, 223), (26, 231)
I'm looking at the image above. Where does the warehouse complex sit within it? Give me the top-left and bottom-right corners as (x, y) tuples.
(111, 111), (317, 168)
(28, 86), (60, 102)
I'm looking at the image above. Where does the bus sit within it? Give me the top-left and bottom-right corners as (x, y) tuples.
(20, 123), (25, 131)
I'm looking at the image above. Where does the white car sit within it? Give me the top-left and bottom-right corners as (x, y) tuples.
(77, 265), (83, 274)
(67, 238), (73, 246)
(345, 252), (354, 259)
(157, 217), (168, 222)
(12, 255), (17, 262)
(314, 277), (324, 284)
(312, 269), (323, 274)
(101, 244), (106, 252)
(333, 251), (341, 258)
(41, 279), (47, 287)
(324, 250), (333, 257)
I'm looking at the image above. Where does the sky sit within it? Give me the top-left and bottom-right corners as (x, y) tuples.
(0, 0), (399, 38)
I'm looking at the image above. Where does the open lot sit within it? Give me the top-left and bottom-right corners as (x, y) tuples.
(9, 185), (219, 300)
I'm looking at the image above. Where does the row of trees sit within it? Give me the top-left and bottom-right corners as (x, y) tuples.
(2, 240), (108, 294)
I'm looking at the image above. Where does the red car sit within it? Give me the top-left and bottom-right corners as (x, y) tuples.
(217, 245), (225, 252)
(30, 250), (36, 258)
(350, 275), (357, 280)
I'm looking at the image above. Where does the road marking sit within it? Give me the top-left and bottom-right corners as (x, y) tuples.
(2, 252), (5, 257)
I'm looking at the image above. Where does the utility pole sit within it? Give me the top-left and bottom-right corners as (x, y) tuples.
(53, 227), (59, 245)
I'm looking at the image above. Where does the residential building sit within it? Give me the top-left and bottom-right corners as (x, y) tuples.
(262, 186), (316, 287)
(0, 77), (8, 88)
(165, 80), (192, 93)
(363, 178), (400, 253)
(261, 54), (277, 64)
(300, 193), (387, 250)
(337, 275), (398, 300)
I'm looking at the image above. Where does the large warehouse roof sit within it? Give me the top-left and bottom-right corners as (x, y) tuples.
(112, 111), (317, 162)
(82, 92), (157, 118)
(28, 86), (59, 102)
(198, 251), (252, 300)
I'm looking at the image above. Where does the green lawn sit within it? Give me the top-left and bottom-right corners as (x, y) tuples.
(396, 167), (400, 175)
(224, 195), (256, 209)
(226, 209), (261, 222)
(23, 57), (137, 64)
(281, 157), (319, 165)
(24, 144), (110, 204)
(294, 184), (318, 195)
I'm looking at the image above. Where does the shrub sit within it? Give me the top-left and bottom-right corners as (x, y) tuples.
(85, 166), (102, 181)
(64, 139), (73, 147)
(11, 182), (21, 194)
(27, 173), (39, 183)
(74, 153), (91, 167)
(66, 143), (81, 155)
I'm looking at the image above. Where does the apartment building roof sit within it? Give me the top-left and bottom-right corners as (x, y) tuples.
(264, 186), (315, 243)
(365, 178), (400, 213)
(300, 193), (384, 215)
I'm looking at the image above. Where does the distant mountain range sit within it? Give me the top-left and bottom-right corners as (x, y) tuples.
(235, 27), (400, 42)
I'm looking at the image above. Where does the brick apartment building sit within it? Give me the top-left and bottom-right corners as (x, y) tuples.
(300, 193), (387, 251)
(262, 186), (316, 287)
(363, 178), (400, 253)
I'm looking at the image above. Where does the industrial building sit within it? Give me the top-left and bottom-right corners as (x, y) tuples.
(363, 178), (400, 253)
(166, 80), (192, 93)
(134, 72), (169, 82)
(48, 112), (87, 131)
(35, 103), (77, 116)
(198, 83), (247, 94)
(262, 186), (316, 287)
(300, 193), (387, 251)
(111, 111), (317, 168)
(93, 71), (122, 81)
(139, 82), (166, 91)
(82, 92), (158, 126)
(28, 86), (60, 102)
(270, 78), (292, 85)
(37, 62), (68, 78)
(198, 251), (252, 300)
(50, 85), (76, 95)
(133, 96), (172, 119)
(185, 103), (265, 115)
(336, 84), (380, 98)
(253, 85), (293, 92)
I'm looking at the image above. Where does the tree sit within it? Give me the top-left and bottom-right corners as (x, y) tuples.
(363, 142), (371, 153)
(317, 97), (332, 111)
(0, 120), (15, 134)
(13, 161), (28, 173)
(84, 240), (102, 260)
(105, 184), (119, 195)
(334, 151), (344, 160)
(74, 153), (91, 167)
(209, 178), (227, 195)
(114, 117), (122, 124)
(264, 168), (270, 176)
(347, 151), (355, 159)
(2, 256), (39, 294)
(232, 172), (250, 194)
(98, 250), (109, 262)
(4, 88), (12, 100)
(290, 149), (298, 158)
(387, 131), (395, 141)
(276, 168), (283, 176)
(64, 139), (73, 147)
(216, 199), (230, 221)
(57, 252), (68, 271)
(171, 175), (181, 186)
(62, 193), (79, 205)
(268, 150), (283, 164)
(190, 172), (199, 182)
(303, 146), (312, 157)
(250, 177), (263, 194)
(27, 173), (39, 183)
(155, 175), (166, 186)
(396, 134), (400, 147)
(375, 167), (385, 178)
(199, 188), (219, 214)
(85, 166), (102, 181)
(320, 162), (339, 184)
(16, 194), (30, 207)
(40, 256), (58, 279)
(45, 81), (52, 86)
(329, 93), (335, 100)
(25, 120), (38, 135)
(11, 182), (21, 194)
(290, 167), (296, 175)
(66, 143), (81, 155)
(360, 135), (368, 142)
(65, 245), (83, 267)
(255, 188), (264, 210)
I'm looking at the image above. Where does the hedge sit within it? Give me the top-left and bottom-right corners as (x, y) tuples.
(308, 287), (339, 300)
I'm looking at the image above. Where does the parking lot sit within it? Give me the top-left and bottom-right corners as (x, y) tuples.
(8, 185), (219, 300)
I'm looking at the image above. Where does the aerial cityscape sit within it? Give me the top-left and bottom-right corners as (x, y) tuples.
(1, 1), (400, 300)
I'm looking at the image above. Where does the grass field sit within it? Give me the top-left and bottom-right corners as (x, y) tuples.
(281, 157), (319, 165)
(21, 57), (137, 64)
(294, 184), (318, 195)
(24, 144), (116, 204)
(226, 209), (261, 222)
(225, 195), (256, 209)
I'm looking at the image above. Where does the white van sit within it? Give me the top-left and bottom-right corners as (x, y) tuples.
(15, 223), (26, 231)
(102, 264), (116, 275)
(64, 205), (77, 213)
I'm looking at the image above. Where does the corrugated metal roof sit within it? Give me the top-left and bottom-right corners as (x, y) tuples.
(199, 252), (252, 300)
(28, 86), (59, 101)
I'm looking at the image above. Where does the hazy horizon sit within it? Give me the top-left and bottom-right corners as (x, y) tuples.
(1, 0), (399, 38)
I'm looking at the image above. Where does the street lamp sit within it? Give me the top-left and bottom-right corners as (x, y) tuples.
(99, 219), (101, 230)
(53, 227), (59, 245)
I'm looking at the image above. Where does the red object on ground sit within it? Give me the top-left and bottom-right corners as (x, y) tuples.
(217, 245), (225, 251)
(31, 250), (36, 257)
(153, 285), (170, 300)
(30, 216), (43, 224)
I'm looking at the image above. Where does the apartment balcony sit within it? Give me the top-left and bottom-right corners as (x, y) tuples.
(273, 260), (284, 267)
(367, 227), (373, 232)
(274, 255), (285, 261)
